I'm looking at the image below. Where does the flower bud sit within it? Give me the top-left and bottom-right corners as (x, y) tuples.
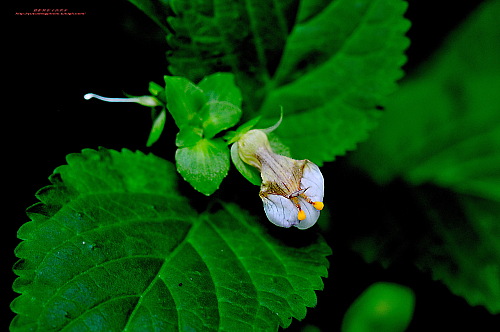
(84, 93), (160, 107)
(236, 129), (324, 229)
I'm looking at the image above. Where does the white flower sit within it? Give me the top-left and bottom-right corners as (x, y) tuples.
(84, 93), (160, 107)
(235, 129), (324, 229)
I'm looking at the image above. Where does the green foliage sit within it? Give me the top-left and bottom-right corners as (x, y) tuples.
(163, 73), (242, 195)
(350, 0), (500, 314)
(260, 0), (410, 164)
(145, 81), (169, 147)
(341, 282), (415, 332)
(12, 0), (416, 328)
(164, 76), (206, 129)
(164, 0), (295, 112)
(176, 138), (230, 196)
(128, 0), (410, 192)
(191, 73), (244, 140)
(11, 148), (331, 331)
(139, 0), (410, 165)
(146, 109), (167, 147)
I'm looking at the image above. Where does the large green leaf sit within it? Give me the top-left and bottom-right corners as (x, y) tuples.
(11, 148), (331, 331)
(260, 0), (410, 164)
(163, 0), (296, 112)
(349, 0), (500, 314)
(149, 0), (410, 165)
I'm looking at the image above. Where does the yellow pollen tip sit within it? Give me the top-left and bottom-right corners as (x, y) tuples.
(297, 210), (306, 221)
(313, 201), (324, 210)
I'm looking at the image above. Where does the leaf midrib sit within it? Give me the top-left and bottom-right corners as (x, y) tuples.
(30, 190), (192, 330)
(271, 0), (379, 90)
(217, 206), (301, 322)
(41, 255), (164, 331)
(122, 216), (206, 331)
(33, 192), (186, 267)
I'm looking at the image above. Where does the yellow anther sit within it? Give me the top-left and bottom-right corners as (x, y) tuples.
(313, 201), (324, 210)
(298, 210), (306, 221)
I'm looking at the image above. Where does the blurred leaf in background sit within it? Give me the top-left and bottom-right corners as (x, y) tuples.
(341, 282), (415, 332)
(350, 0), (500, 314)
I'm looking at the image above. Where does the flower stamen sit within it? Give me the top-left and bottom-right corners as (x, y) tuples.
(298, 191), (324, 211)
(235, 127), (324, 229)
(313, 201), (324, 210)
(287, 188), (307, 199)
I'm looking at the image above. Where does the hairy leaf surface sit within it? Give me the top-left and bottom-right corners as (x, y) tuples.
(11, 148), (331, 331)
(175, 138), (230, 196)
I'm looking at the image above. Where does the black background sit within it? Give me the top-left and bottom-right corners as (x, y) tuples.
(5, 0), (499, 330)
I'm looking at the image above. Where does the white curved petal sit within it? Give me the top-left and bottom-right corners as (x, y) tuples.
(261, 195), (298, 228)
(301, 161), (324, 202)
(84, 93), (160, 107)
(295, 197), (320, 230)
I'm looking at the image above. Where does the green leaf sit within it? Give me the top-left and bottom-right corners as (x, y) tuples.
(351, 1), (500, 196)
(164, 73), (243, 139)
(200, 101), (242, 139)
(341, 282), (415, 332)
(453, 196), (500, 311)
(349, 0), (500, 314)
(198, 72), (243, 107)
(163, 74), (245, 192)
(164, 76), (207, 128)
(175, 138), (230, 195)
(415, 190), (500, 314)
(12, 148), (194, 331)
(164, 0), (296, 112)
(198, 73), (244, 138)
(193, 203), (331, 330)
(146, 109), (167, 147)
(175, 126), (203, 148)
(148, 80), (166, 103)
(157, 0), (410, 165)
(12, 148), (331, 331)
(261, 0), (410, 164)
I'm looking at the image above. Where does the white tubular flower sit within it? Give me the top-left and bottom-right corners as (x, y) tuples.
(236, 129), (324, 230)
(84, 93), (160, 107)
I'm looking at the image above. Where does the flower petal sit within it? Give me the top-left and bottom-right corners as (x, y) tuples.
(261, 194), (298, 228)
(301, 161), (324, 202)
(295, 197), (320, 230)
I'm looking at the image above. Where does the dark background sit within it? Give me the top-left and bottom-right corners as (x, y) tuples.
(5, 0), (498, 330)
